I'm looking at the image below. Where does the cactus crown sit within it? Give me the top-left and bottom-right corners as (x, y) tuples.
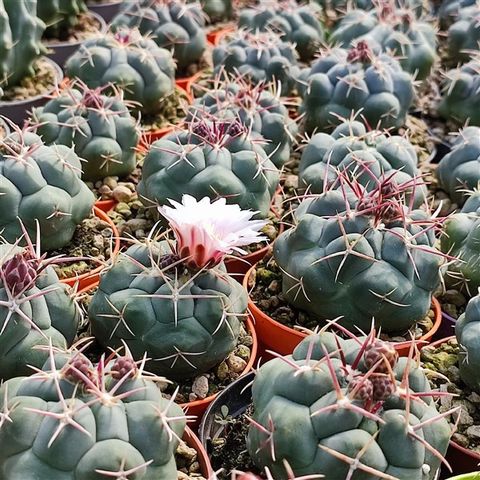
(346, 40), (373, 63)
(231, 27), (296, 51)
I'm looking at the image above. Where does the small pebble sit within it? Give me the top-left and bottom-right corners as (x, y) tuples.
(227, 354), (247, 374)
(103, 176), (118, 189)
(112, 185), (133, 203)
(191, 375), (209, 399)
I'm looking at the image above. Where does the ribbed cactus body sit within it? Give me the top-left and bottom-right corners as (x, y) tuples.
(32, 85), (140, 181)
(238, 1), (325, 61)
(112, 0), (207, 71)
(65, 29), (176, 115)
(298, 45), (414, 132)
(274, 190), (443, 333)
(212, 31), (300, 96)
(436, 126), (480, 205)
(201, 0), (232, 22)
(447, 4), (480, 62)
(456, 293), (480, 392)
(247, 332), (451, 480)
(331, 9), (437, 80)
(0, 244), (80, 379)
(314, 0), (425, 16)
(190, 83), (297, 168)
(439, 59), (480, 126)
(0, 352), (185, 479)
(37, 0), (86, 35)
(137, 125), (280, 218)
(89, 241), (248, 379)
(0, 131), (94, 250)
(441, 192), (480, 292)
(0, 0), (45, 89)
(299, 121), (427, 206)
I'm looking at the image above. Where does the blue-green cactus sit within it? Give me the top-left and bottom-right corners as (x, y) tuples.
(438, 0), (476, 27)
(238, 0), (325, 61)
(273, 179), (445, 334)
(89, 240), (248, 379)
(441, 191), (480, 293)
(299, 120), (427, 206)
(0, 240), (81, 380)
(112, 0), (207, 72)
(447, 4), (480, 63)
(200, 0), (232, 22)
(137, 117), (280, 218)
(65, 28), (176, 115)
(456, 292), (480, 392)
(438, 58), (480, 127)
(31, 81), (141, 181)
(314, 0), (425, 16)
(298, 42), (415, 132)
(436, 126), (480, 205)
(247, 331), (453, 479)
(212, 29), (301, 96)
(330, 6), (437, 80)
(0, 345), (186, 479)
(0, 129), (95, 250)
(189, 73), (297, 168)
(0, 0), (46, 90)
(37, 0), (86, 37)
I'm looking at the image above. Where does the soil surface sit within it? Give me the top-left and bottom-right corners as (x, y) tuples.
(1, 59), (58, 101)
(43, 11), (103, 43)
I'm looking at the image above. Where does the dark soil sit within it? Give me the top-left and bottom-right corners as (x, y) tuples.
(43, 11), (102, 42)
(1, 59), (57, 101)
(50, 213), (114, 280)
(248, 253), (437, 342)
(176, 49), (213, 80)
(207, 404), (260, 479)
(421, 338), (480, 455)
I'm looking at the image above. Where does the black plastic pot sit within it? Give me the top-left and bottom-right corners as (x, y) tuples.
(0, 58), (63, 126)
(198, 372), (254, 450)
(45, 11), (107, 67)
(87, 0), (123, 23)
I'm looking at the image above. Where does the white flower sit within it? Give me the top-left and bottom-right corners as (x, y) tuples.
(159, 195), (268, 269)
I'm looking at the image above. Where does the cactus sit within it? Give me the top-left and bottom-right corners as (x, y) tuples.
(314, 0), (425, 16)
(189, 73), (297, 168)
(247, 330), (455, 480)
(201, 0), (232, 22)
(137, 116), (280, 218)
(438, 56), (480, 127)
(299, 120), (427, 206)
(0, 343), (187, 479)
(89, 196), (266, 379)
(212, 29), (300, 96)
(65, 28), (176, 115)
(441, 191), (480, 293)
(112, 0), (207, 72)
(37, 0), (86, 37)
(446, 4), (480, 63)
(0, 127), (95, 250)
(0, 233), (81, 380)
(456, 291), (480, 392)
(0, 0), (46, 90)
(330, 4), (437, 80)
(274, 176), (446, 334)
(436, 126), (480, 205)
(298, 42), (415, 132)
(31, 81), (141, 182)
(238, 0), (325, 61)
(438, 0), (476, 27)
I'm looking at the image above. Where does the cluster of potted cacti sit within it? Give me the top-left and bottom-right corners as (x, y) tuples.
(1, 0), (480, 478)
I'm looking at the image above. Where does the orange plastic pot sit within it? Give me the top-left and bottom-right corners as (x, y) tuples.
(94, 199), (117, 213)
(245, 263), (443, 357)
(175, 70), (204, 97)
(179, 314), (258, 430)
(207, 25), (235, 46)
(184, 427), (214, 477)
(60, 206), (120, 290)
(424, 336), (480, 477)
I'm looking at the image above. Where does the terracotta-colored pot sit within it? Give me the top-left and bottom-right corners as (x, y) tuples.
(425, 336), (480, 477)
(60, 206), (120, 290)
(245, 263), (443, 357)
(94, 199), (117, 213)
(179, 314), (258, 430)
(207, 25), (235, 46)
(176, 70), (204, 97)
(183, 427), (214, 478)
